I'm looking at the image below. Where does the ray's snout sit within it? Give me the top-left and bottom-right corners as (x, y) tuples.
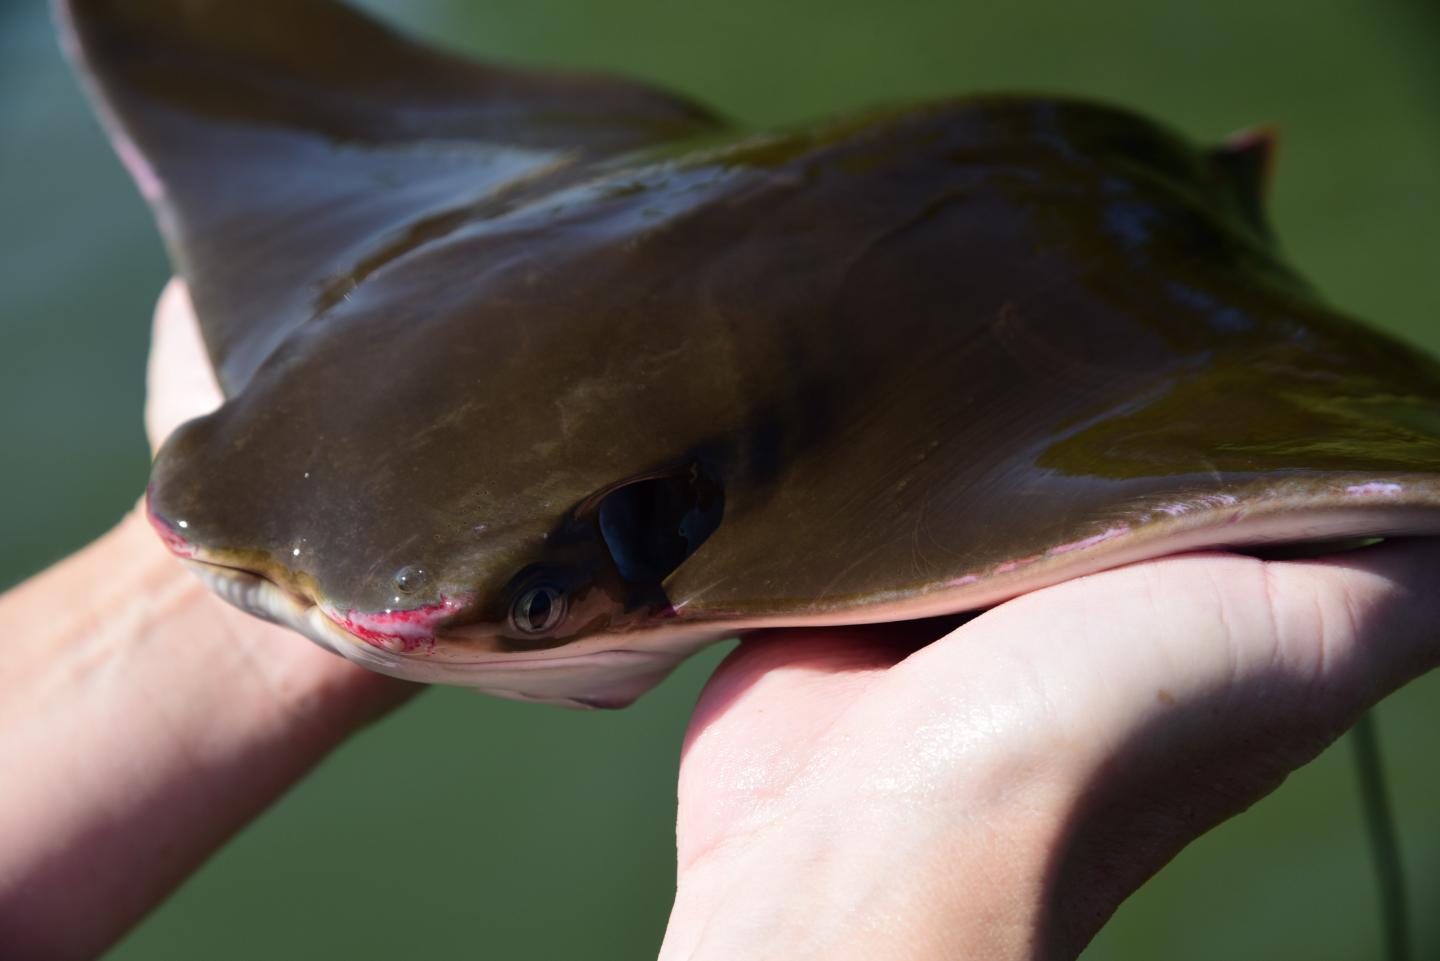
(143, 486), (197, 559)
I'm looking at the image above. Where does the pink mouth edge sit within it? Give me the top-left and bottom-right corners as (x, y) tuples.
(319, 597), (473, 654)
(147, 487), (471, 654)
(941, 481), (1411, 590)
(144, 486), (197, 559)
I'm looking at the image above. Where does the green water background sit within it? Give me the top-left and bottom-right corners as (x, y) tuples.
(1, 0), (1437, 956)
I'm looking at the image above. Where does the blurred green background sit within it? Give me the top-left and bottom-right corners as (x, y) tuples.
(2, 0), (1437, 956)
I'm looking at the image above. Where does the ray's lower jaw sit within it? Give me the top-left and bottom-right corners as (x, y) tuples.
(172, 552), (690, 706)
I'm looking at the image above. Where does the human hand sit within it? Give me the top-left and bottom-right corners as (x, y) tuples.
(661, 542), (1440, 959)
(0, 280), (414, 957)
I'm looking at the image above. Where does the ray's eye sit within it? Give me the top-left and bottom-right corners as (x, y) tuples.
(511, 584), (566, 635)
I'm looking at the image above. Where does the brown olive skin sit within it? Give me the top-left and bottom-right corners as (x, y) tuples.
(63, 0), (1440, 659)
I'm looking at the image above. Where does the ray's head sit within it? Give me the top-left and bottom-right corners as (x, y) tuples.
(144, 387), (727, 707)
(54, 0), (734, 704)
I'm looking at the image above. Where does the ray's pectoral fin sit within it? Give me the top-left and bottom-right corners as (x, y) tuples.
(594, 462), (726, 592)
(56, 0), (722, 394)
(1208, 126), (1278, 239)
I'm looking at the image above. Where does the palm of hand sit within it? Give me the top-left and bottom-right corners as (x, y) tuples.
(669, 538), (1440, 956)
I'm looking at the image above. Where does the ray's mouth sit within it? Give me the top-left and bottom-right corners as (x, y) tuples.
(144, 495), (468, 655)
(144, 505), (700, 708)
(318, 594), (472, 654)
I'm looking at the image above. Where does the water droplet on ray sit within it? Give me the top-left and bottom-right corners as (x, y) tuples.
(393, 565), (430, 594)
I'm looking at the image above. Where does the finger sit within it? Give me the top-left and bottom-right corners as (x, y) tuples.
(682, 611), (971, 759)
(687, 629), (908, 741)
(1271, 537), (1440, 706)
(962, 539), (1440, 948)
(900, 538), (1440, 749)
(677, 628), (926, 857)
(144, 278), (223, 455)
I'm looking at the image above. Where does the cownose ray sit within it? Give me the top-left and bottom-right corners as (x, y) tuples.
(59, 0), (1440, 707)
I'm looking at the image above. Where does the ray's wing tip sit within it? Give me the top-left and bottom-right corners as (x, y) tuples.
(49, 0), (88, 68)
(52, 0), (169, 206)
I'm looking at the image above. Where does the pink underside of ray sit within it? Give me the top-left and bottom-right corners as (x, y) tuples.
(670, 478), (1440, 625)
(1345, 482), (1404, 497)
(938, 482), (1414, 593)
(113, 136), (165, 204)
(980, 523), (1132, 581)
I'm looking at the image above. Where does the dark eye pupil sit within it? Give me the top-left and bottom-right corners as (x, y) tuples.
(513, 585), (563, 634)
(525, 590), (552, 626)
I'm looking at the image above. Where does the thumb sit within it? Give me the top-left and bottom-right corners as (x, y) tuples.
(912, 539), (1440, 952)
(144, 278), (222, 456)
(900, 539), (1440, 753)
